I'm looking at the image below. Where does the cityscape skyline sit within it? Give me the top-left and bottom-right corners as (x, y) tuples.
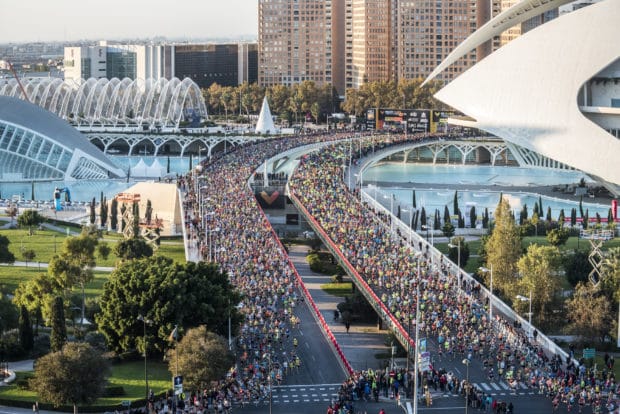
(0, 0), (259, 43)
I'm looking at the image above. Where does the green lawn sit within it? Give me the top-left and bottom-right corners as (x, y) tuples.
(0, 226), (186, 267)
(320, 282), (353, 296)
(0, 361), (171, 407)
(0, 266), (111, 297)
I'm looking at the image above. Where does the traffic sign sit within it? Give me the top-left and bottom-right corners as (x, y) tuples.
(583, 348), (596, 359)
(173, 375), (183, 395)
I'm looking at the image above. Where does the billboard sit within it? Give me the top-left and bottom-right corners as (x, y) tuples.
(365, 109), (456, 133)
(255, 188), (286, 209)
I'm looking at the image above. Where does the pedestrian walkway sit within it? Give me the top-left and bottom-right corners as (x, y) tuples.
(287, 245), (388, 371)
(270, 383), (341, 404)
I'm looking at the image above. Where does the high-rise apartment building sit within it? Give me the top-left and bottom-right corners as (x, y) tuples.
(499, 0), (559, 46)
(63, 41), (257, 88)
(351, 0), (391, 88)
(258, 0), (334, 90)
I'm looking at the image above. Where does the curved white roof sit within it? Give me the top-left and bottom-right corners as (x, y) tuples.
(0, 77), (207, 129)
(434, 0), (620, 190)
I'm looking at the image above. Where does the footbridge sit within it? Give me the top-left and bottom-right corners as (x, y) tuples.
(85, 132), (264, 157)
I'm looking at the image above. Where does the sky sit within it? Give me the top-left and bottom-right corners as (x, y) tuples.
(0, 0), (259, 43)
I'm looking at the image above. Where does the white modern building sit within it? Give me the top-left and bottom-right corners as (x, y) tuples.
(425, 0), (620, 196)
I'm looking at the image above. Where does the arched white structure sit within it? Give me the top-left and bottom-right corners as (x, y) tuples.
(432, 0), (620, 195)
(0, 77), (208, 129)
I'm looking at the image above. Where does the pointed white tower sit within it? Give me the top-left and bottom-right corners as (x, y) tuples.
(255, 96), (277, 134)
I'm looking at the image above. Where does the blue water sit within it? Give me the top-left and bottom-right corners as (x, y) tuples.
(364, 163), (612, 219)
(363, 163), (590, 187)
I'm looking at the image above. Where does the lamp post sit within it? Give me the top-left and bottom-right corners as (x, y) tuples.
(479, 265), (493, 321)
(383, 194), (395, 233)
(516, 290), (533, 336)
(137, 315), (153, 407)
(263, 352), (273, 414)
(412, 259), (421, 414)
(402, 209), (413, 246)
(462, 359), (470, 414)
(448, 239), (461, 289)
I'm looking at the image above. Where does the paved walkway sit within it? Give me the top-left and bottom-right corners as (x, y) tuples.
(288, 244), (389, 371)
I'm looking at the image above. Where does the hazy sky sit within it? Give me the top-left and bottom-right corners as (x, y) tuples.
(0, 0), (258, 43)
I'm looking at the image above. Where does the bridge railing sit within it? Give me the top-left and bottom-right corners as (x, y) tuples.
(361, 188), (573, 365)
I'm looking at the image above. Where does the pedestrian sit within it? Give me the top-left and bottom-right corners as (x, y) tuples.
(379, 408), (386, 414)
(345, 321), (350, 333)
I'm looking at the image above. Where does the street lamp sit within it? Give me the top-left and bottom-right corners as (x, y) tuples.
(462, 359), (470, 414)
(421, 224), (434, 248)
(516, 290), (533, 336)
(412, 258), (421, 414)
(383, 194), (395, 233)
(137, 315), (153, 407)
(402, 208), (414, 246)
(262, 352), (273, 414)
(448, 239), (461, 289)
(479, 265), (493, 322)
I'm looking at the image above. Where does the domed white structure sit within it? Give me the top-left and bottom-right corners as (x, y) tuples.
(255, 96), (277, 135)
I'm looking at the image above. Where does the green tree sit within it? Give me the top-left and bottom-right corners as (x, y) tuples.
(448, 236), (470, 268)
(13, 273), (62, 332)
(22, 249), (36, 265)
(564, 250), (592, 287)
(547, 227), (570, 247)
(530, 212), (540, 237)
(30, 342), (109, 414)
(453, 191), (459, 216)
(120, 203), (127, 232)
(469, 206), (477, 228)
(89, 197), (96, 225)
(412, 190), (417, 209)
(0, 234), (15, 263)
(442, 221), (455, 238)
(600, 247), (620, 302)
(444, 205), (451, 225)
(132, 202), (140, 238)
(110, 198), (118, 231)
(516, 244), (562, 325)
(519, 204), (528, 226)
(18, 209), (45, 236)
(420, 207), (427, 227)
(566, 283), (613, 345)
(48, 233), (98, 335)
(546, 206), (552, 222)
(114, 238), (154, 261)
(145, 199), (153, 225)
(166, 326), (234, 392)
(99, 196), (108, 228)
(482, 208), (489, 229)
(558, 209), (565, 227)
(18, 305), (34, 352)
(50, 296), (67, 352)
(484, 198), (521, 296)
(570, 208), (577, 227)
(97, 257), (242, 355)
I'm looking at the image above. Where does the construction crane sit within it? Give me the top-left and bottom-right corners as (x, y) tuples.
(7, 60), (30, 103)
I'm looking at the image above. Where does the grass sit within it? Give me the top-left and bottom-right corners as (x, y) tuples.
(0, 361), (171, 407)
(0, 226), (186, 268)
(320, 282), (353, 296)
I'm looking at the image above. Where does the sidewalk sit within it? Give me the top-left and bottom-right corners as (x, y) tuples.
(288, 245), (389, 371)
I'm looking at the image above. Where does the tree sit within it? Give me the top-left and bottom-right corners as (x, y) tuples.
(13, 273), (62, 332)
(516, 244), (562, 325)
(18, 305), (34, 352)
(48, 233), (98, 336)
(458, 209), (465, 228)
(442, 221), (455, 238)
(166, 326), (234, 391)
(89, 197), (96, 225)
(132, 202), (140, 238)
(600, 247), (620, 302)
(30, 342), (109, 414)
(558, 209), (565, 227)
(547, 227), (570, 247)
(110, 198), (118, 231)
(564, 250), (592, 287)
(97, 257), (242, 355)
(420, 207), (427, 227)
(570, 208), (577, 227)
(412, 190), (416, 209)
(453, 191), (459, 216)
(469, 206), (477, 228)
(22, 249), (36, 265)
(443, 205), (451, 225)
(566, 283), (613, 345)
(483, 198), (522, 296)
(546, 206), (552, 223)
(145, 199), (153, 225)
(114, 238), (154, 261)
(519, 204), (528, 226)
(99, 196), (108, 229)
(530, 212), (540, 237)
(448, 236), (470, 268)
(434, 209), (441, 230)
(50, 296), (67, 352)
(17, 209), (45, 236)
(482, 208), (489, 229)
(120, 203), (127, 232)
(0, 234), (15, 263)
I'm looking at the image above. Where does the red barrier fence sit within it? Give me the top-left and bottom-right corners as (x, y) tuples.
(289, 193), (415, 352)
(255, 201), (355, 376)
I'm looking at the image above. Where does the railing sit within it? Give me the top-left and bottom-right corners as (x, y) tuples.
(361, 188), (573, 365)
(255, 195), (354, 376)
(289, 193), (415, 353)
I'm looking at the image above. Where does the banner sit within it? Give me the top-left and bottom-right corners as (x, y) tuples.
(255, 188), (286, 209)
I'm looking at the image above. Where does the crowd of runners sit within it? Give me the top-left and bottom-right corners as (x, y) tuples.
(176, 132), (618, 414)
(288, 139), (620, 414)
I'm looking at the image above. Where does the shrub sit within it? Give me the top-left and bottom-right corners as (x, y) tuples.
(103, 385), (125, 397)
(331, 274), (344, 283)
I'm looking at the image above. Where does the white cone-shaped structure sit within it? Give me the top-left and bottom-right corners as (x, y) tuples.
(255, 96), (277, 134)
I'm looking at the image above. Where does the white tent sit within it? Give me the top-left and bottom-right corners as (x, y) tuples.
(132, 158), (166, 177)
(255, 96), (278, 134)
